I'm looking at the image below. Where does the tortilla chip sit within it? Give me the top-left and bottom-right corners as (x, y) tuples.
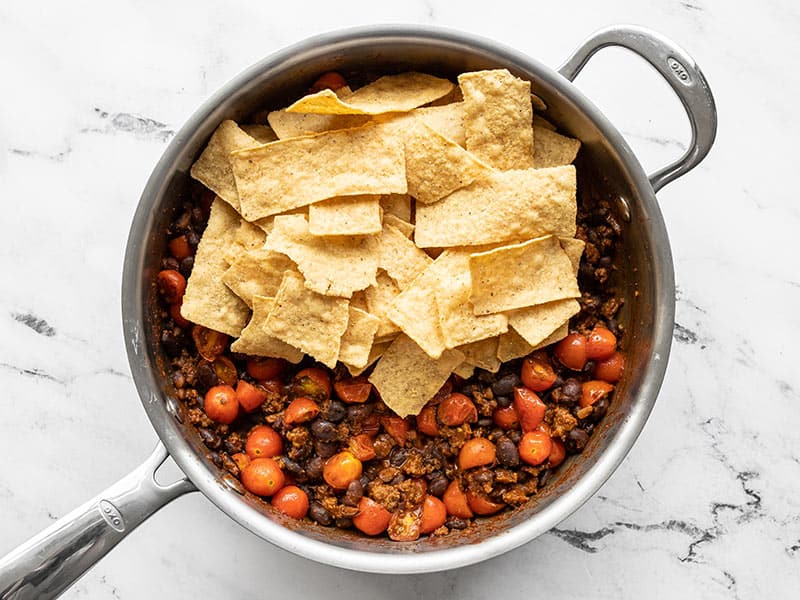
(267, 110), (370, 139)
(380, 194), (412, 222)
(531, 93), (547, 112)
(265, 214), (379, 298)
(190, 120), (260, 212)
(533, 323), (569, 350)
(459, 69), (534, 170)
(369, 335), (464, 417)
(345, 340), (392, 377)
(534, 126), (581, 167)
(308, 195), (383, 236)
(351, 290), (369, 311)
(507, 299), (581, 347)
(286, 73), (454, 115)
(559, 237), (586, 273)
(414, 166), (577, 247)
(469, 235), (580, 315)
(378, 224), (432, 289)
(232, 123), (407, 220)
(404, 122), (491, 204)
(264, 271), (349, 368)
(383, 214), (414, 239)
(234, 220), (267, 249)
(496, 327), (534, 363)
(339, 307), (381, 369)
(533, 115), (556, 131)
(181, 199), (250, 337)
(229, 296), (304, 362)
(240, 124), (279, 144)
(414, 104), (465, 146)
(364, 271), (403, 340)
(452, 362), (475, 379)
(459, 337), (501, 373)
(221, 249), (294, 308)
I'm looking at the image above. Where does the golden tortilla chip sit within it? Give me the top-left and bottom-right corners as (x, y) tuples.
(231, 123), (407, 220)
(459, 69), (534, 170)
(286, 72), (454, 115)
(414, 104), (465, 146)
(534, 126), (581, 168)
(364, 271), (403, 340)
(339, 307), (381, 369)
(264, 271), (349, 368)
(380, 194), (412, 223)
(452, 362), (475, 379)
(459, 337), (501, 373)
(234, 220), (267, 249)
(559, 237), (586, 273)
(265, 214), (379, 298)
(496, 327), (534, 363)
(190, 120), (260, 212)
(469, 235), (580, 315)
(378, 224), (432, 289)
(240, 124), (278, 144)
(531, 93), (547, 112)
(267, 110), (370, 139)
(369, 335), (464, 417)
(308, 195), (383, 236)
(221, 249), (294, 308)
(414, 166), (577, 247)
(350, 290), (369, 311)
(533, 115), (556, 131)
(533, 323), (569, 350)
(229, 296), (304, 362)
(404, 122), (491, 204)
(181, 199), (250, 337)
(507, 299), (581, 347)
(345, 340), (392, 377)
(383, 214), (414, 239)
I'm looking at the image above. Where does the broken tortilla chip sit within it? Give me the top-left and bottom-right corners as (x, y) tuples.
(345, 340), (392, 377)
(459, 337), (501, 373)
(452, 362), (475, 379)
(378, 224), (432, 289)
(364, 271), (403, 340)
(496, 327), (534, 363)
(267, 110), (370, 139)
(534, 126), (581, 168)
(383, 214), (414, 239)
(338, 307), (381, 369)
(308, 195), (383, 236)
(380, 194), (412, 223)
(229, 296), (304, 362)
(240, 124), (279, 144)
(221, 249), (294, 308)
(507, 299), (581, 347)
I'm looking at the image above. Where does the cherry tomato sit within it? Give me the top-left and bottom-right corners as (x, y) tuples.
(548, 438), (566, 468)
(518, 431), (553, 466)
(521, 354), (557, 391)
(513, 387), (546, 432)
(579, 380), (615, 408)
(271, 485), (309, 519)
(419, 495), (447, 534)
(168, 235), (193, 260)
(169, 300), (191, 328)
(236, 380), (268, 413)
(309, 71), (348, 93)
(353, 497), (391, 536)
(466, 491), (505, 515)
(348, 433), (376, 462)
(212, 356), (238, 387)
(458, 438), (496, 470)
(586, 326), (617, 360)
(192, 325), (228, 362)
(493, 405), (520, 430)
(284, 397), (320, 425)
(416, 405), (439, 436)
(323, 451), (363, 490)
(241, 457), (284, 496)
(594, 352), (625, 383)
(438, 393), (478, 427)
(381, 416), (409, 446)
(388, 506), (423, 541)
(334, 378), (372, 404)
(442, 480), (473, 518)
(293, 367), (331, 400)
(203, 385), (238, 424)
(157, 270), (186, 304)
(246, 357), (286, 381)
(231, 452), (250, 471)
(554, 333), (587, 370)
(245, 425), (283, 459)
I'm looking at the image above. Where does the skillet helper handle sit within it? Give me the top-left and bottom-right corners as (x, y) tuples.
(0, 443), (195, 600)
(558, 24), (717, 192)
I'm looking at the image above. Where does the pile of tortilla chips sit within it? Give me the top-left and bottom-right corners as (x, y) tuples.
(182, 69), (583, 418)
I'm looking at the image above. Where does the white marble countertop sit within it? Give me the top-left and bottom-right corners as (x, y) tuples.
(1, 1), (798, 598)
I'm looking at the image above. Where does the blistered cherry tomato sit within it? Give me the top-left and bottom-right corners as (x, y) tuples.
(416, 405), (439, 436)
(334, 377), (373, 404)
(442, 480), (473, 518)
(236, 380), (267, 413)
(323, 451), (362, 490)
(231, 452), (250, 471)
(241, 457), (284, 496)
(594, 352), (625, 383)
(521, 354), (557, 391)
(458, 438), (496, 470)
(271, 485), (309, 519)
(212, 356), (238, 387)
(586, 326), (617, 360)
(348, 433), (376, 462)
(203, 385), (238, 424)
(388, 506), (423, 541)
(169, 301), (191, 328)
(245, 425), (283, 459)
(353, 497), (391, 536)
(554, 333), (587, 370)
(284, 397), (320, 425)
(466, 491), (505, 516)
(168, 235), (193, 260)
(309, 71), (348, 93)
(419, 495), (447, 534)
(381, 416), (409, 446)
(438, 393), (478, 427)
(157, 270), (186, 304)
(246, 357), (286, 381)
(293, 368), (331, 400)
(493, 405), (520, 430)
(579, 380), (615, 408)
(518, 431), (553, 466)
(192, 325), (228, 362)
(513, 387), (546, 432)
(548, 438), (566, 468)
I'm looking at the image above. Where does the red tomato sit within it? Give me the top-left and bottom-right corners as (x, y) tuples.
(309, 71), (348, 93)
(241, 458), (284, 496)
(554, 333), (588, 370)
(419, 495), (447, 534)
(388, 507), (423, 541)
(236, 380), (268, 413)
(437, 393), (478, 427)
(353, 497), (391, 536)
(548, 438), (566, 468)
(521, 355), (557, 391)
(416, 405), (439, 436)
(493, 405), (520, 430)
(168, 235), (193, 260)
(212, 356), (238, 387)
(594, 352), (625, 383)
(192, 326), (228, 362)
(293, 368), (331, 400)
(284, 397), (320, 425)
(231, 452), (250, 471)
(458, 438), (496, 470)
(271, 485), (309, 519)
(442, 480), (473, 518)
(246, 357), (286, 381)
(203, 385), (238, 424)
(381, 416), (409, 446)
(579, 380), (615, 408)
(466, 491), (505, 516)
(323, 451), (362, 490)
(513, 387), (546, 432)
(348, 433), (376, 462)
(169, 300), (191, 328)
(157, 270), (186, 304)
(586, 326), (617, 360)
(245, 425), (283, 459)
(518, 431), (553, 466)
(334, 378), (373, 404)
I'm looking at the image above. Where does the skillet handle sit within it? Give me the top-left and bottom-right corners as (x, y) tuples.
(0, 442), (195, 600)
(558, 24), (717, 193)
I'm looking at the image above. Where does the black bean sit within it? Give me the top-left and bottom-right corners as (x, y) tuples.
(346, 404), (373, 421)
(477, 417), (493, 428)
(179, 256), (194, 277)
(590, 397), (610, 421)
(198, 427), (221, 450)
(390, 473), (405, 485)
(495, 394), (512, 408)
(335, 517), (353, 529)
(582, 360), (596, 375)
(173, 211), (192, 233)
(538, 469), (552, 487)
(565, 428), (589, 453)
(342, 479), (363, 507)
(599, 256), (612, 267)
(186, 230), (200, 249)
(428, 475), (448, 497)
(562, 378), (582, 401)
(492, 373), (521, 397)
(309, 502), (333, 526)
(445, 516), (468, 530)
(161, 257), (180, 271)
(496, 437), (519, 467)
(389, 447), (409, 467)
(191, 206), (205, 226)
(196, 361), (218, 390)
(171, 370), (185, 389)
(508, 430), (522, 444)
(160, 330), (182, 358)
(322, 400), (347, 423)
(281, 458), (306, 479)
(359, 475), (370, 489)
(208, 451), (222, 467)
(311, 419), (337, 441)
(305, 456), (324, 480)
(315, 440), (338, 459)
(223, 439), (242, 455)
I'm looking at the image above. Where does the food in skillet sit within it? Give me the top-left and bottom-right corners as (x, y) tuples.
(155, 69), (624, 540)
